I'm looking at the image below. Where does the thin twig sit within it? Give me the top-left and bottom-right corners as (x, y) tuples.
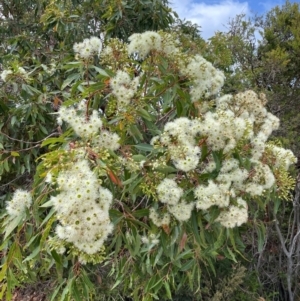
(0, 174), (25, 188)
(0, 131), (59, 144)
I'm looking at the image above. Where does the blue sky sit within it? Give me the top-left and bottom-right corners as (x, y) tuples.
(169, 0), (300, 39)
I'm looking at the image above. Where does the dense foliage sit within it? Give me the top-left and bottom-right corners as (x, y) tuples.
(203, 0), (300, 158)
(201, 1), (300, 299)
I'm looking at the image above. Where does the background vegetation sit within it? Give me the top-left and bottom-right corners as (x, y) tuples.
(0, 0), (299, 300)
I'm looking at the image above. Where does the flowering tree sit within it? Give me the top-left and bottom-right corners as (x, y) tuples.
(0, 31), (297, 300)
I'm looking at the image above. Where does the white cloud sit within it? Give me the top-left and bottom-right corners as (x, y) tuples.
(170, 0), (251, 39)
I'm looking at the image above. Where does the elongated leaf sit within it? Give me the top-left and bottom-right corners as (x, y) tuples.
(224, 247), (237, 263)
(180, 259), (195, 272)
(41, 137), (66, 147)
(23, 246), (40, 262)
(137, 108), (154, 121)
(92, 66), (109, 77)
(164, 282), (172, 300)
(134, 144), (153, 152)
(4, 213), (25, 240)
(256, 221), (266, 253)
(61, 73), (81, 90)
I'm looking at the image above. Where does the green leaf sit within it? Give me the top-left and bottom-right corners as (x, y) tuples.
(92, 66), (109, 77)
(164, 282), (172, 300)
(3, 160), (9, 172)
(0, 262), (7, 282)
(4, 213), (25, 240)
(153, 247), (163, 266)
(24, 154), (31, 173)
(0, 282), (7, 300)
(11, 115), (17, 126)
(154, 166), (177, 173)
(50, 280), (66, 301)
(134, 144), (154, 152)
(71, 281), (81, 301)
(61, 73), (81, 90)
(180, 259), (195, 272)
(51, 250), (62, 265)
(132, 209), (149, 218)
(40, 199), (54, 208)
(129, 124), (144, 142)
(191, 211), (204, 247)
(22, 246), (40, 262)
(10, 151), (19, 157)
(111, 278), (122, 290)
(273, 196), (281, 214)
(175, 99), (183, 116)
(132, 154), (147, 162)
(39, 124), (48, 135)
(224, 247), (237, 263)
(137, 108), (154, 121)
(41, 137), (66, 147)
(213, 227), (225, 250)
(256, 221), (266, 253)
(212, 150), (223, 172)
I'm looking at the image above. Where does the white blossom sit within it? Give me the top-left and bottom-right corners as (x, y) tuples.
(6, 189), (32, 217)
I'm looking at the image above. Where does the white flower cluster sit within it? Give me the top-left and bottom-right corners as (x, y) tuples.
(0, 67), (29, 82)
(195, 180), (232, 210)
(1, 69), (13, 82)
(127, 31), (224, 101)
(198, 110), (252, 153)
(180, 55), (225, 101)
(218, 91), (280, 160)
(49, 160), (114, 254)
(149, 208), (170, 226)
(216, 198), (248, 228)
(156, 178), (183, 205)
(41, 61), (56, 75)
(73, 36), (102, 60)
(110, 70), (140, 109)
(141, 233), (160, 245)
(58, 100), (102, 138)
(95, 130), (121, 151)
(194, 156), (275, 225)
(150, 89), (297, 228)
(150, 178), (194, 225)
(244, 160), (275, 196)
(57, 100), (120, 150)
(195, 177), (248, 228)
(128, 31), (162, 60)
(151, 117), (201, 172)
(267, 145), (297, 170)
(6, 189), (32, 217)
